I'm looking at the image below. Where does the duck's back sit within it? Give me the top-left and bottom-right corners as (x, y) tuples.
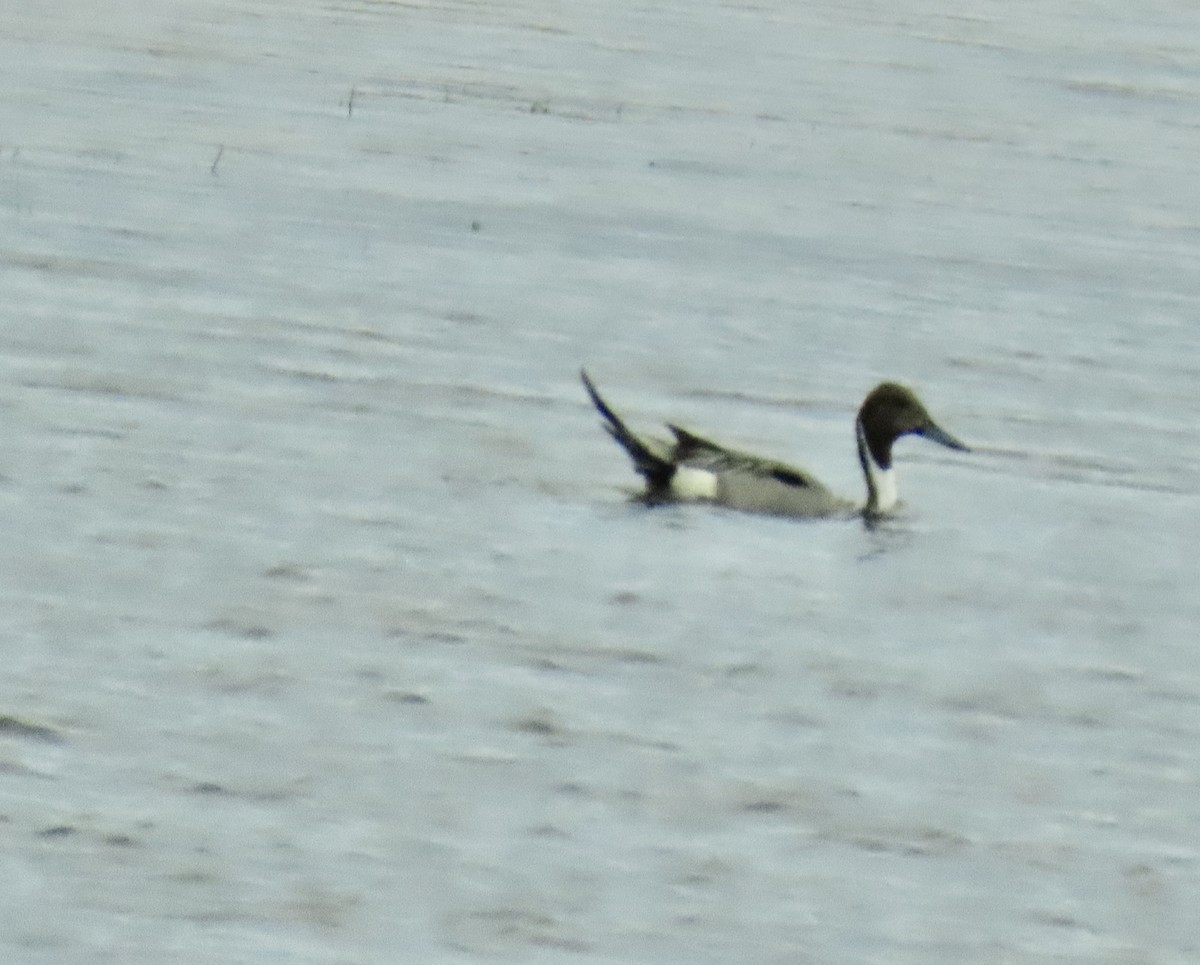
(668, 426), (856, 518)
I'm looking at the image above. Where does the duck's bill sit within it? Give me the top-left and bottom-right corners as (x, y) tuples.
(920, 422), (970, 452)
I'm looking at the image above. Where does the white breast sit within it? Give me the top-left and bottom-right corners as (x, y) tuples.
(871, 465), (898, 513)
(856, 419), (899, 514)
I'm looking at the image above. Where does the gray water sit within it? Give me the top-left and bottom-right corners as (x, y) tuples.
(2, 2), (1199, 962)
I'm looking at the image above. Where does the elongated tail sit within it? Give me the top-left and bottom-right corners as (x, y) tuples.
(580, 369), (676, 494)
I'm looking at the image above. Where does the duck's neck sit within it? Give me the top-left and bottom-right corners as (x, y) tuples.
(856, 419), (897, 516)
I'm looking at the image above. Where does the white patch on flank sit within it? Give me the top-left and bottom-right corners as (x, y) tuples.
(670, 465), (718, 501)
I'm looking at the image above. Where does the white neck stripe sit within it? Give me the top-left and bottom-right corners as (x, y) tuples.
(868, 461), (897, 513)
(857, 419), (898, 514)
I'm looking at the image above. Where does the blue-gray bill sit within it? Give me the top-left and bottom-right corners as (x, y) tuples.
(918, 423), (970, 452)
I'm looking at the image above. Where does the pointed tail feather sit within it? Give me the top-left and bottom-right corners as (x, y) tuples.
(580, 369), (675, 491)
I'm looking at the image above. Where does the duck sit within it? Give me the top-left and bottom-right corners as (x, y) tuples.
(581, 368), (970, 519)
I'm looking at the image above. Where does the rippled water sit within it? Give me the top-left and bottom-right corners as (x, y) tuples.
(2, 2), (1199, 962)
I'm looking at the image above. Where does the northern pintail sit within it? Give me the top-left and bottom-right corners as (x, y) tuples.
(581, 369), (969, 519)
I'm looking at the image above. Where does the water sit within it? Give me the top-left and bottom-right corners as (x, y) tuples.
(2, 2), (1199, 962)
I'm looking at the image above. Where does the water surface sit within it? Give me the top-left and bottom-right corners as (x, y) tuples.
(2, 2), (1199, 962)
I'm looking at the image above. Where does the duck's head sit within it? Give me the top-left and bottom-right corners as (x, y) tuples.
(857, 382), (970, 471)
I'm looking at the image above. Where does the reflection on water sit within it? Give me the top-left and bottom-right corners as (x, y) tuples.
(857, 515), (916, 560)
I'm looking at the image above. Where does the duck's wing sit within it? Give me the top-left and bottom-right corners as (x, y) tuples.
(667, 424), (834, 493)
